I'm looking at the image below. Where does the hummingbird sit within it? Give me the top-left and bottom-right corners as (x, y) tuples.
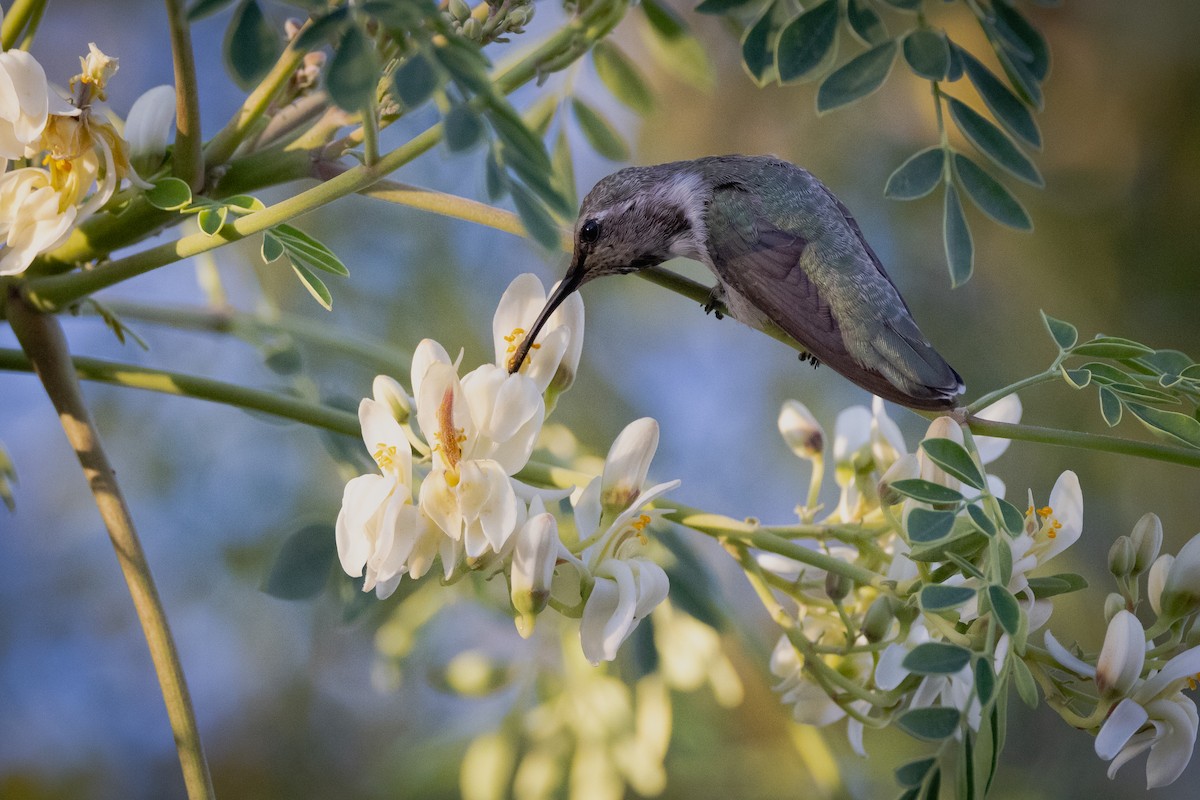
(507, 155), (964, 411)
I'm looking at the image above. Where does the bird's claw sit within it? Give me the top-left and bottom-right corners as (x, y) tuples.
(703, 287), (725, 320)
(798, 351), (821, 369)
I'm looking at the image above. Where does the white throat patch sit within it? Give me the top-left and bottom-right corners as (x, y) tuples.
(657, 171), (710, 264)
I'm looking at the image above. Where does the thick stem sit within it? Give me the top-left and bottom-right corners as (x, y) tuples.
(4, 291), (214, 800)
(0, 0), (45, 49)
(203, 41), (306, 166)
(966, 417), (1200, 469)
(165, 0), (205, 191)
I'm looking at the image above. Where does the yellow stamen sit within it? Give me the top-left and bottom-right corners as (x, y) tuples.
(1038, 506), (1053, 517)
(503, 326), (541, 355)
(372, 442), (398, 471)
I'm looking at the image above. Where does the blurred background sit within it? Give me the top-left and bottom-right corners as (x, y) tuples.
(2, 1), (1199, 797)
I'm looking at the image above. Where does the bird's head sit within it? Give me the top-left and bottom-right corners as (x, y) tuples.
(507, 165), (705, 374)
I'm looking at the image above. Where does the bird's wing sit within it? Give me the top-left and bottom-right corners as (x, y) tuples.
(706, 181), (962, 409)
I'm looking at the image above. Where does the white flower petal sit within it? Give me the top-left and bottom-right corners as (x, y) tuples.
(601, 417), (659, 510)
(410, 338), (451, 405)
(1096, 698), (1150, 760)
(832, 406), (871, 466)
(1096, 610), (1146, 696)
(1145, 696), (1199, 788)
(973, 394), (1022, 463)
(1043, 630), (1097, 678)
(124, 84), (176, 170)
(1134, 644), (1200, 704)
(1042, 471), (1083, 559)
(629, 558), (669, 619)
(580, 561), (638, 665)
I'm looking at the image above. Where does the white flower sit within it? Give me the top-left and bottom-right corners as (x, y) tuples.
(1148, 554), (1174, 616)
(1095, 610), (1147, 697)
(510, 496), (561, 638)
(412, 339), (544, 558)
(124, 84), (176, 175)
(769, 629), (873, 755)
(336, 398), (441, 598)
(493, 272), (584, 396)
(778, 399), (824, 460)
(0, 168), (77, 276)
(971, 393), (1023, 464)
(1159, 533), (1200, 620)
(77, 43), (119, 95)
(579, 555), (669, 665)
(0, 48), (73, 159)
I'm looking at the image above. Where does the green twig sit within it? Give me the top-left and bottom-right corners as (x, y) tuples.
(0, 0), (45, 49)
(5, 290), (214, 800)
(966, 417), (1200, 469)
(204, 40), (306, 166)
(965, 369), (1059, 415)
(165, 0), (204, 191)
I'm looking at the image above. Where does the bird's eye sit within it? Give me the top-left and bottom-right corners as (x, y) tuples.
(580, 219), (601, 245)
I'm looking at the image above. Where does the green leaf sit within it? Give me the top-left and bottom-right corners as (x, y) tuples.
(188, 0), (237, 22)
(957, 730), (974, 800)
(1070, 337), (1156, 359)
(943, 183), (973, 287)
(224, 0), (283, 90)
(393, 52), (440, 109)
(294, 7), (350, 51)
(145, 177), (193, 210)
(443, 104), (484, 152)
(593, 42), (654, 115)
(1012, 655), (1040, 707)
(908, 507), (958, 543)
(903, 29), (950, 80)
(262, 524), (337, 600)
(551, 126), (578, 211)
(898, 707), (961, 741)
(895, 758), (936, 788)
(1125, 403), (1200, 448)
(1099, 386), (1123, 427)
(967, 504), (996, 536)
(920, 584), (976, 611)
(641, 0), (714, 90)
(1028, 573), (1088, 599)
(433, 36), (492, 96)
(885, 147), (945, 200)
(953, 153), (1032, 230)
(993, 0), (1050, 81)
(947, 98), (1042, 186)
(1109, 382), (1179, 405)
(987, 584), (1021, 635)
(846, 0), (887, 46)
(959, 49), (1041, 149)
(996, 497), (1025, 534)
(880, 0), (921, 10)
(741, 4), (779, 85)
(696, 0), (756, 12)
(510, 182), (563, 252)
(904, 642), (972, 675)
(975, 657), (996, 706)
(1040, 311), (1078, 350)
(945, 551), (985, 580)
(890, 479), (964, 505)
(326, 25), (379, 112)
(920, 438), (986, 490)
(995, 537), (1013, 586)
(197, 205), (228, 236)
(224, 195), (265, 213)
(1060, 365), (1091, 389)
(775, 1), (839, 83)
(945, 42), (964, 82)
(272, 224), (349, 275)
(1079, 362), (1131, 384)
(995, 46), (1043, 111)
(291, 262), (333, 310)
(571, 99), (630, 162)
(817, 40), (897, 113)
(261, 231), (284, 263)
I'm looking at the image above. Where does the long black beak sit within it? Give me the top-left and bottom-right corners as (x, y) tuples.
(507, 256), (585, 374)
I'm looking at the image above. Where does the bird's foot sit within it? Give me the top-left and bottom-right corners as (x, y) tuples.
(703, 286), (726, 320)
(798, 351), (821, 369)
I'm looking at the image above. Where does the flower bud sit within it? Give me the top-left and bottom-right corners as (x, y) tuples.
(861, 596), (895, 643)
(1095, 610), (1145, 697)
(461, 17), (482, 40)
(78, 43), (118, 94)
(824, 569), (852, 603)
(124, 85), (176, 176)
(1129, 512), (1163, 575)
(1148, 553), (1174, 616)
(877, 453), (918, 506)
(449, 0), (472, 22)
(1103, 592), (1127, 623)
(510, 511), (559, 638)
(1159, 533), (1200, 620)
(778, 400), (824, 460)
(1108, 536), (1136, 579)
(372, 374), (411, 424)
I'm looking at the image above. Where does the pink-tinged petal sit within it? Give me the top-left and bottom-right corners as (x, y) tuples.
(1042, 471), (1083, 560)
(629, 558), (669, 619)
(1096, 610), (1146, 697)
(1134, 644), (1200, 704)
(973, 394), (1022, 464)
(601, 418), (659, 511)
(410, 338), (451, 404)
(1044, 630), (1097, 678)
(1096, 698), (1149, 760)
(1144, 696), (1199, 788)
(581, 559), (638, 665)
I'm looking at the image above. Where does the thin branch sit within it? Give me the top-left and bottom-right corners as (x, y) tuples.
(204, 39), (306, 166)
(0, 0), (45, 49)
(165, 0), (204, 191)
(966, 417), (1200, 469)
(4, 290), (214, 800)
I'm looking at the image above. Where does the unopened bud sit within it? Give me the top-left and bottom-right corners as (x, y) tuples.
(506, 6), (529, 28)
(284, 17), (303, 39)
(1095, 610), (1145, 697)
(1129, 512), (1163, 575)
(1159, 533), (1200, 620)
(372, 375), (411, 424)
(510, 511), (559, 638)
(449, 0), (472, 22)
(1148, 553), (1174, 616)
(877, 453), (919, 506)
(1103, 592), (1126, 623)
(778, 400), (824, 460)
(1108, 536), (1136, 579)
(861, 596), (895, 643)
(824, 569), (853, 603)
(461, 17), (482, 40)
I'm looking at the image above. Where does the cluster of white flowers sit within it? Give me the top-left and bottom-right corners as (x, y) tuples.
(336, 274), (678, 664)
(762, 396), (1085, 753)
(0, 38), (174, 274)
(1045, 517), (1200, 788)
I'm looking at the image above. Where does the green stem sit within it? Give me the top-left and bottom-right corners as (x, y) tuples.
(966, 417), (1200, 469)
(165, 0), (205, 191)
(203, 41), (306, 166)
(965, 369), (1059, 415)
(0, 0), (44, 49)
(5, 291), (214, 799)
(15, 0), (45, 49)
(0, 348), (359, 437)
